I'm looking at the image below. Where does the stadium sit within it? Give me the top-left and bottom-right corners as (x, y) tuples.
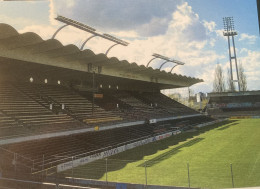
(0, 13), (260, 189)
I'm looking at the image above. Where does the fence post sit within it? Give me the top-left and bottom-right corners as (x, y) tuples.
(187, 162), (190, 189)
(42, 154), (45, 179)
(55, 168), (58, 186)
(13, 153), (17, 177)
(145, 160), (147, 187)
(230, 163), (234, 188)
(105, 158), (108, 183)
(72, 156), (74, 179)
(31, 159), (34, 174)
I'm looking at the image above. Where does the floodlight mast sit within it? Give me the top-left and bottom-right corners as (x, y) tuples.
(102, 33), (129, 55)
(55, 15), (96, 33)
(146, 53), (185, 71)
(159, 59), (185, 71)
(105, 43), (119, 55)
(52, 15), (96, 39)
(146, 57), (158, 67)
(153, 53), (171, 61)
(80, 32), (129, 52)
(146, 53), (171, 67)
(169, 60), (185, 73)
(80, 34), (98, 50)
(159, 60), (170, 70)
(52, 24), (69, 39)
(169, 65), (178, 73)
(53, 15), (129, 55)
(223, 17), (240, 92)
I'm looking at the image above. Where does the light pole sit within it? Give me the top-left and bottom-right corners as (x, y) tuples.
(223, 17), (240, 91)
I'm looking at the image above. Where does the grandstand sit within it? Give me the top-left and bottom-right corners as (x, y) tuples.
(206, 91), (260, 118)
(0, 23), (217, 188)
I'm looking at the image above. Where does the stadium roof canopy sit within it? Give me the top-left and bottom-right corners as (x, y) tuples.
(0, 23), (203, 92)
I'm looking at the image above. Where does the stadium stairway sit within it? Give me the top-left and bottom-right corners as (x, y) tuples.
(28, 83), (125, 125)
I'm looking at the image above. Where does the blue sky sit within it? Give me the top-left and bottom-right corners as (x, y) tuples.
(0, 0), (259, 96)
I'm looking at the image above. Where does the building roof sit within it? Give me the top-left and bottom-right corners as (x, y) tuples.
(0, 23), (203, 91)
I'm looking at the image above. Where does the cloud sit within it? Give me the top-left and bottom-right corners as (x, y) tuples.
(215, 29), (226, 40)
(18, 24), (57, 40)
(239, 33), (257, 44)
(170, 2), (207, 42)
(104, 2), (224, 95)
(137, 17), (170, 36)
(110, 30), (139, 39)
(16, 0), (259, 94)
(47, 1), (207, 68)
(49, 0), (58, 25)
(18, 23), (120, 54)
(237, 50), (260, 90)
(203, 21), (216, 33)
(209, 38), (216, 47)
(240, 48), (249, 54)
(0, 14), (38, 30)
(45, 0), (208, 60)
(49, 0), (77, 25)
(51, 0), (184, 37)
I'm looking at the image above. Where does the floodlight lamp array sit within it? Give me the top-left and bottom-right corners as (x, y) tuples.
(103, 34), (129, 46)
(223, 31), (238, 36)
(55, 15), (129, 47)
(56, 15), (96, 33)
(152, 53), (171, 61)
(223, 17), (235, 32)
(172, 59), (185, 65)
(152, 53), (185, 65)
(223, 17), (237, 36)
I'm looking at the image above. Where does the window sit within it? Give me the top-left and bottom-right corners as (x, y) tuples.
(88, 63), (92, 72)
(98, 66), (102, 74)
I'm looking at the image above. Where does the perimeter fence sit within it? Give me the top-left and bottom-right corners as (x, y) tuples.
(52, 158), (260, 189)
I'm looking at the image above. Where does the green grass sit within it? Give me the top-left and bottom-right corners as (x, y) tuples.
(60, 119), (260, 188)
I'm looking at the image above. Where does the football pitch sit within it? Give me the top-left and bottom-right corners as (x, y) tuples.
(61, 119), (260, 188)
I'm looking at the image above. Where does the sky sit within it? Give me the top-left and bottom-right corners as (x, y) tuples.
(0, 0), (259, 96)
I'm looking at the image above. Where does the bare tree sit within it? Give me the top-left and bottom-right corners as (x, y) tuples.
(226, 68), (235, 92)
(238, 61), (247, 91)
(213, 64), (225, 92)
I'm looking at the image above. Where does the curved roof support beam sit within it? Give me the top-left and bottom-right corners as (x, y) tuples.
(54, 15), (129, 52)
(146, 57), (157, 67)
(105, 43), (119, 56)
(52, 24), (69, 39)
(160, 60), (185, 72)
(159, 60), (170, 70)
(80, 34), (97, 50)
(169, 65), (178, 73)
